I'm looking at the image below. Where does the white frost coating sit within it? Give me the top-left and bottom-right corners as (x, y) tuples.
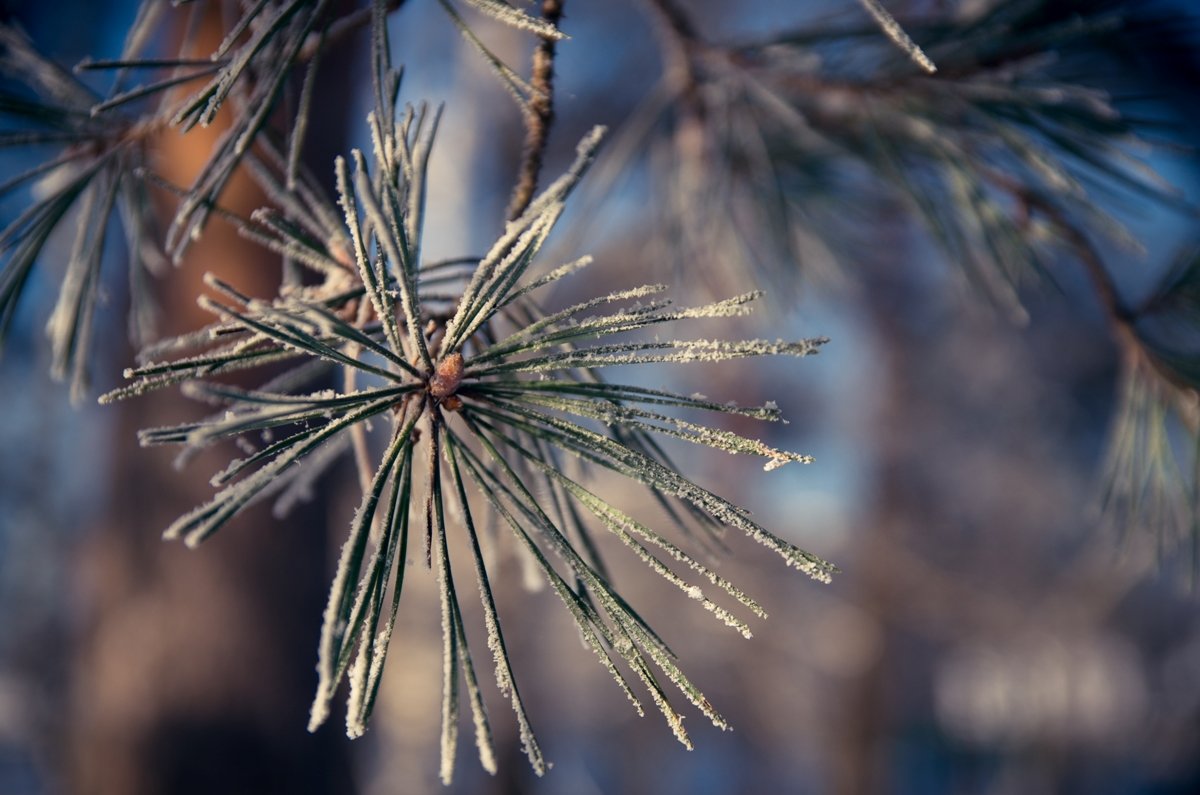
(479, 336), (830, 378)
(619, 610), (730, 733)
(667, 290), (763, 321)
(306, 408), (415, 732)
(858, 0), (937, 73)
(460, 0), (569, 40)
(704, 602), (754, 640)
(433, 531), (459, 787)
(463, 427), (733, 736)
(504, 255), (593, 306)
(524, 455), (764, 638)
(461, 458), (647, 720)
(445, 127), (605, 353)
(454, 613), (498, 777)
(503, 406), (838, 584)
(643, 675), (692, 750)
(344, 629), (372, 739)
(470, 693), (497, 776)
(308, 522), (365, 732)
(524, 392), (813, 471)
(446, 448), (548, 775)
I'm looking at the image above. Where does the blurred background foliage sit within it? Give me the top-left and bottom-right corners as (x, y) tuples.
(1, 0), (1199, 793)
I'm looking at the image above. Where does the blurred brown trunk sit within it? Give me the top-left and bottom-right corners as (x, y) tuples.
(830, 223), (919, 795)
(66, 8), (360, 794)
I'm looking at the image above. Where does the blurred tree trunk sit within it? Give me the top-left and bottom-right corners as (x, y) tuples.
(66, 7), (360, 794)
(830, 233), (911, 795)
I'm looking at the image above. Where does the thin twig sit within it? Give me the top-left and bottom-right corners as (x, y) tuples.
(983, 167), (1128, 330)
(1007, 180), (1138, 346)
(297, 0), (408, 63)
(989, 173), (1200, 426)
(1004, 181), (1195, 419)
(506, 0), (564, 221)
(640, 0), (702, 99)
(638, 0), (715, 174)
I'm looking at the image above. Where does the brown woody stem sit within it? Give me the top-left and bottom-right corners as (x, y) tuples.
(506, 0), (564, 221)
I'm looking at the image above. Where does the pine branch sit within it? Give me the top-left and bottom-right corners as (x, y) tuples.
(0, 23), (168, 399)
(107, 94), (835, 776)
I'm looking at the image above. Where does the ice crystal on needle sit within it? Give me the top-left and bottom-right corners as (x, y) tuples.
(102, 11), (835, 782)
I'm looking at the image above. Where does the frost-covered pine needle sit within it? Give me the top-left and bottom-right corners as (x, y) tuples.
(104, 24), (835, 777)
(857, 0), (937, 73)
